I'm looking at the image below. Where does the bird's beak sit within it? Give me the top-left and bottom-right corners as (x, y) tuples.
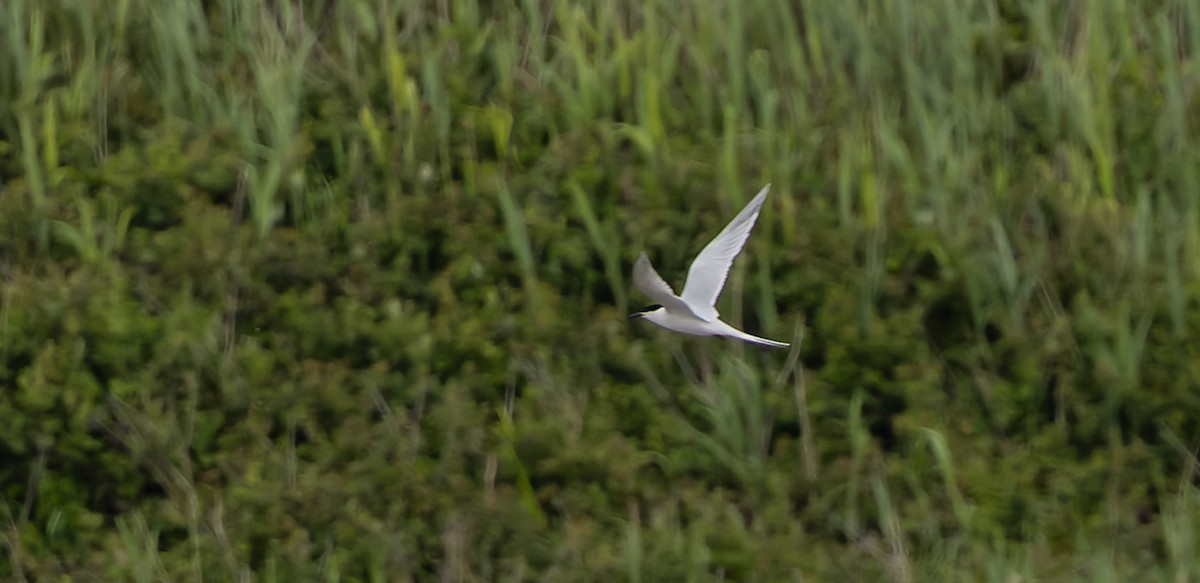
(627, 312), (643, 319)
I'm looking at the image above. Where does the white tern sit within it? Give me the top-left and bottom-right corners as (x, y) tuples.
(629, 184), (788, 348)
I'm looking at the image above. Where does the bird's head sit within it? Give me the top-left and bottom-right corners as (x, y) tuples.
(627, 304), (664, 319)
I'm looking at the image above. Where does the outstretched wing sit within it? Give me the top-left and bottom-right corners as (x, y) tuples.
(680, 184), (771, 321)
(633, 252), (702, 318)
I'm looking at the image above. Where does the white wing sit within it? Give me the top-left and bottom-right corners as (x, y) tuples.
(679, 184), (771, 321)
(633, 252), (702, 318)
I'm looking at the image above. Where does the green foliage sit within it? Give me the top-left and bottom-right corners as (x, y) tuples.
(2, 0), (1200, 580)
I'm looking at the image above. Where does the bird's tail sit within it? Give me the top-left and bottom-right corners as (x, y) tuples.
(740, 334), (790, 349)
(726, 327), (790, 349)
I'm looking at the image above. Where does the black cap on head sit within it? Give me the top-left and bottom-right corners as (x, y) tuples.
(627, 304), (663, 318)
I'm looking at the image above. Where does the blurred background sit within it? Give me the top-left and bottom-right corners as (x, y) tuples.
(2, 0), (1200, 580)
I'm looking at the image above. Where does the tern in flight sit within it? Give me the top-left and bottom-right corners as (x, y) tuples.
(628, 184), (789, 348)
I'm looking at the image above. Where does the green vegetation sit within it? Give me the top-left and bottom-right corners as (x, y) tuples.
(3, 0), (1200, 580)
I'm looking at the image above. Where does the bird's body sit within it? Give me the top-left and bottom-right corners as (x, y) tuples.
(636, 306), (785, 347)
(629, 184), (789, 349)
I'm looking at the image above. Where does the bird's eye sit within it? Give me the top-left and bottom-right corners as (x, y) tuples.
(641, 304), (662, 312)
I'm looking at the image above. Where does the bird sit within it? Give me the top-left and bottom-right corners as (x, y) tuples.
(628, 184), (789, 348)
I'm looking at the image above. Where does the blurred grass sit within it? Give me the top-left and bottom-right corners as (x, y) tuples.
(2, 0), (1200, 580)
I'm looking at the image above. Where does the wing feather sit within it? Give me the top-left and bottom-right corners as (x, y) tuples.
(679, 184), (771, 321)
(633, 252), (701, 318)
